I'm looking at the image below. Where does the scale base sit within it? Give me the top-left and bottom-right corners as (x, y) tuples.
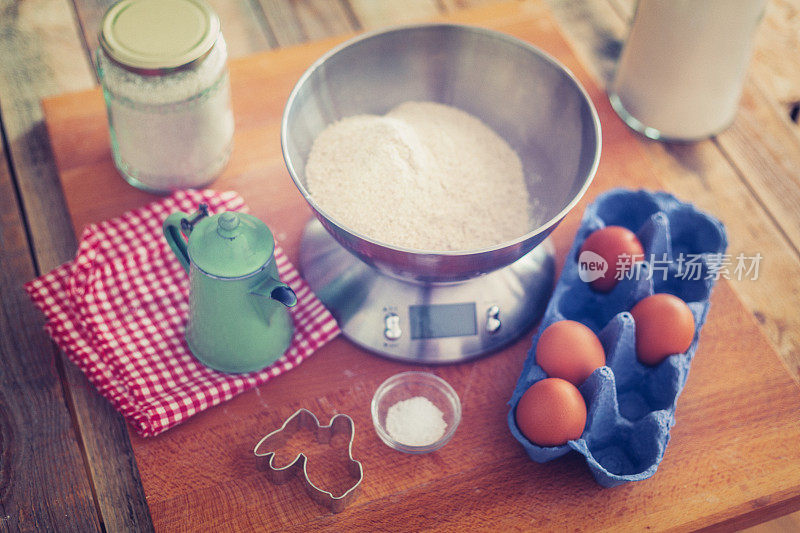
(299, 219), (555, 363)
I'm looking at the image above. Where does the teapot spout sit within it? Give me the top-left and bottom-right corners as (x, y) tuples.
(270, 285), (298, 307)
(251, 277), (297, 307)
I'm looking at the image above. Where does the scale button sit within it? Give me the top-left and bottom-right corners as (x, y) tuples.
(384, 313), (402, 340)
(485, 305), (501, 334)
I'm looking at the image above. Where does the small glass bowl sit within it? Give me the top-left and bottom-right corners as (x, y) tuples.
(371, 371), (462, 454)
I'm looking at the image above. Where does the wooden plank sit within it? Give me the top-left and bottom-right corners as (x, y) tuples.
(38, 0), (295, 529)
(544, 0), (623, 85)
(0, 0), (95, 271)
(640, 140), (800, 377)
(1, 0), (792, 528)
(58, 0), (341, 530)
(749, 0), (800, 122)
(605, 0), (800, 264)
(208, 0), (275, 56)
(439, 0), (500, 11)
(347, 0), (440, 28)
(40, 2), (800, 530)
(743, 511), (800, 533)
(257, 0), (358, 47)
(542, 0), (800, 383)
(703, 2), (800, 527)
(544, 2), (800, 529)
(0, 0), (154, 530)
(71, 0), (273, 66)
(0, 115), (100, 531)
(127, 277), (800, 531)
(715, 82), (800, 254)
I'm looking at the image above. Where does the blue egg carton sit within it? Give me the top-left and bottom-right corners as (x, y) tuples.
(507, 188), (727, 487)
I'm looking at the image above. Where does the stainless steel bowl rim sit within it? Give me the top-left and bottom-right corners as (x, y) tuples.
(281, 22), (602, 257)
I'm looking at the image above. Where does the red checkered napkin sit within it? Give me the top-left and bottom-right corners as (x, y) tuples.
(25, 189), (339, 437)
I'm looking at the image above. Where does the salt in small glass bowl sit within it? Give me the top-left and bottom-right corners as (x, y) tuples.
(371, 371), (461, 454)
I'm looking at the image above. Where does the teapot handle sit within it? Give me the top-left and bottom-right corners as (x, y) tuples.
(163, 204), (209, 273)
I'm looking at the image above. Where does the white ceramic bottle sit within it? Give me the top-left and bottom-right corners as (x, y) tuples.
(609, 0), (767, 141)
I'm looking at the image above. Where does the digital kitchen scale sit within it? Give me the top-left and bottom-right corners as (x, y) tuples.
(300, 219), (555, 363)
(282, 26), (601, 363)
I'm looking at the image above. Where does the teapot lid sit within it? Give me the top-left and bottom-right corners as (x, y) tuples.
(187, 211), (274, 278)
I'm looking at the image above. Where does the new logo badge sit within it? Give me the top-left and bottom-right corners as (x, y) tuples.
(578, 250), (608, 283)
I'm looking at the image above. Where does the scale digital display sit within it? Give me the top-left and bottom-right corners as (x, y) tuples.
(409, 303), (478, 339)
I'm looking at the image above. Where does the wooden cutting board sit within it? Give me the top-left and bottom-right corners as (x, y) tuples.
(41, 1), (800, 531)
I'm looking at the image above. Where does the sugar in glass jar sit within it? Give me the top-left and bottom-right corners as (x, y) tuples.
(97, 0), (234, 193)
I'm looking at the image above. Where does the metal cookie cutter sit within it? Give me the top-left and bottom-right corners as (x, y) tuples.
(253, 409), (363, 513)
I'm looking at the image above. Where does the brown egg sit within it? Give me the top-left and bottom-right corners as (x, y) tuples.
(536, 320), (605, 386)
(515, 378), (587, 447)
(630, 293), (696, 366)
(579, 226), (645, 292)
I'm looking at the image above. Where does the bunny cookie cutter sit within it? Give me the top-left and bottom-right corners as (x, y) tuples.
(254, 409), (363, 513)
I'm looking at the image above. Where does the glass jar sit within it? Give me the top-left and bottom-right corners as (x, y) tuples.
(97, 0), (234, 192)
(609, 0), (767, 141)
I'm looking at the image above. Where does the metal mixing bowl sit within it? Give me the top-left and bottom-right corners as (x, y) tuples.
(282, 24), (601, 283)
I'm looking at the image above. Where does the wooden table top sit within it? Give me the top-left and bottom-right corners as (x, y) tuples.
(2, 1), (799, 531)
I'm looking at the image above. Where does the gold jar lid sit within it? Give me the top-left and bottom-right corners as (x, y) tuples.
(99, 0), (220, 72)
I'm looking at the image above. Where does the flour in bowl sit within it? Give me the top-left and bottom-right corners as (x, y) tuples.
(305, 101), (534, 251)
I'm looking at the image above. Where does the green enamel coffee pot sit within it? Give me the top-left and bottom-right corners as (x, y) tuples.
(163, 204), (297, 373)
